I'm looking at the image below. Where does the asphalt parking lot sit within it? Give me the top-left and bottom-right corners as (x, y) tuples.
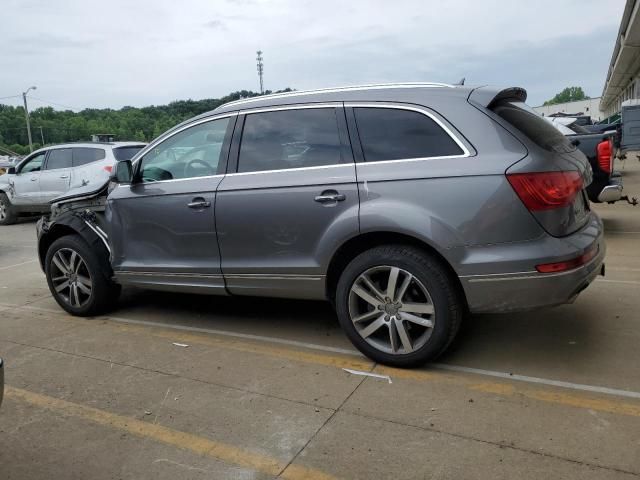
(1, 160), (640, 479)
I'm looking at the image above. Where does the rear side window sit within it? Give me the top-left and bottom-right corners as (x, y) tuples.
(73, 148), (106, 167)
(353, 107), (464, 162)
(113, 145), (145, 161)
(493, 102), (574, 153)
(238, 108), (342, 173)
(45, 149), (72, 170)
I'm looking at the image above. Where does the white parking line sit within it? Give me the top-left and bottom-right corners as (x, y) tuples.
(596, 279), (640, 285)
(431, 364), (640, 400)
(6, 301), (640, 400)
(0, 259), (38, 271)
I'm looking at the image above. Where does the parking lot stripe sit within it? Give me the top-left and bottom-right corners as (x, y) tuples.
(4, 386), (337, 480)
(0, 259), (38, 271)
(596, 278), (640, 285)
(430, 363), (640, 399)
(8, 302), (640, 407)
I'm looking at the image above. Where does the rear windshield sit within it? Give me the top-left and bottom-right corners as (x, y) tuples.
(566, 122), (590, 134)
(493, 101), (575, 153)
(113, 145), (144, 161)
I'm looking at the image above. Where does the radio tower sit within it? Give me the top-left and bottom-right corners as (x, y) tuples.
(256, 50), (264, 94)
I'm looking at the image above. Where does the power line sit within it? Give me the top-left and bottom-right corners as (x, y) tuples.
(0, 95), (21, 101)
(26, 95), (79, 111)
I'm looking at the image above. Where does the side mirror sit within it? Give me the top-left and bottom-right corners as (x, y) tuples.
(7, 167), (15, 175)
(111, 160), (133, 184)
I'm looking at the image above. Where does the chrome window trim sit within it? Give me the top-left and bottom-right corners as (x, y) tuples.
(231, 103), (347, 176)
(221, 83), (455, 108)
(116, 173), (225, 188)
(346, 102), (471, 159)
(131, 112), (238, 168)
(226, 163), (351, 177)
(240, 102), (341, 115)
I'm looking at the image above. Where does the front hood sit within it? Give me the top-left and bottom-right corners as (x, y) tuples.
(51, 178), (110, 206)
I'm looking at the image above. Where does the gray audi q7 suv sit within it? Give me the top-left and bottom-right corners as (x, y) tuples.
(36, 83), (605, 367)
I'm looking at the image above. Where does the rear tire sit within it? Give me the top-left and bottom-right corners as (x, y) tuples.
(0, 192), (18, 225)
(335, 245), (464, 367)
(45, 235), (120, 316)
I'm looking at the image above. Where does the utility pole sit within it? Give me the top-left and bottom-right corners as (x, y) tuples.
(39, 126), (45, 145)
(22, 86), (37, 152)
(256, 50), (264, 94)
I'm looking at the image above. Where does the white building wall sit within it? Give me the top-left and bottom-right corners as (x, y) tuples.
(533, 97), (603, 121)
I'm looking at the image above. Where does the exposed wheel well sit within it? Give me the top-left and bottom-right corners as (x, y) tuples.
(325, 232), (466, 306)
(38, 224), (79, 269)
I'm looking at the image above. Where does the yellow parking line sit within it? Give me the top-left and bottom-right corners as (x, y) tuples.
(110, 321), (640, 418)
(5, 386), (337, 480)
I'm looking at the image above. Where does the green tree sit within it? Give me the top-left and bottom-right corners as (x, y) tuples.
(544, 87), (590, 106)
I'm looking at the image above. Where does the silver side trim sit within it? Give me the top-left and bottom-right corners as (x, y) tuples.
(225, 274), (324, 281)
(464, 255), (603, 283)
(115, 271), (223, 279)
(220, 83), (455, 108)
(345, 102), (471, 158)
(84, 220), (111, 254)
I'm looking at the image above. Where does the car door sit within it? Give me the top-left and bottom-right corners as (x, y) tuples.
(10, 151), (47, 205)
(39, 148), (72, 202)
(216, 104), (359, 300)
(107, 114), (235, 293)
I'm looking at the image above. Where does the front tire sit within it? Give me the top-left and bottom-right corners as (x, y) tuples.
(0, 192), (18, 225)
(45, 235), (120, 316)
(336, 245), (464, 367)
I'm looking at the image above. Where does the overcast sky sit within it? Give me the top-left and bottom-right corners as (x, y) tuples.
(0, 0), (626, 111)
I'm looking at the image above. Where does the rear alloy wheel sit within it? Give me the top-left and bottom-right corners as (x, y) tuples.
(348, 266), (436, 355)
(0, 193), (17, 225)
(336, 245), (464, 367)
(45, 235), (120, 316)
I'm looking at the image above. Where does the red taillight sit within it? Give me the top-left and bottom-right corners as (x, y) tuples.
(507, 171), (583, 211)
(596, 139), (613, 174)
(103, 165), (113, 173)
(536, 245), (598, 273)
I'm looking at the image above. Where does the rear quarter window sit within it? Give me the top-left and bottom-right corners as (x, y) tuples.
(493, 101), (575, 153)
(353, 107), (464, 162)
(72, 148), (106, 167)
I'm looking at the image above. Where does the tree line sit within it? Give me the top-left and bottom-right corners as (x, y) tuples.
(0, 89), (291, 155)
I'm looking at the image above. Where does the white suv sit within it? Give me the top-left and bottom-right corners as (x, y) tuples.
(0, 142), (145, 225)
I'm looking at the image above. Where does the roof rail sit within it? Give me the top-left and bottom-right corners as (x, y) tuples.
(220, 82), (456, 108)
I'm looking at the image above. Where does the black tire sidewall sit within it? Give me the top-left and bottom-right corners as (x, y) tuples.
(44, 235), (118, 316)
(0, 192), (17, 225)
(336, 245), (461, 367)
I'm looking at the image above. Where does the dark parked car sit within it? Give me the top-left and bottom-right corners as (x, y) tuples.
(547, 117), (631, 204)
(36, 83), (605, 367)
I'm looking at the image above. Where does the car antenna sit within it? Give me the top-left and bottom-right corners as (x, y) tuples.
(455, 77), (465, 86)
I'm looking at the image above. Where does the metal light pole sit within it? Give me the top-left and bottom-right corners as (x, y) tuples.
(39, 126), (45, 145)
(256, 50), (264, 94)
(22, 86), (37, 152)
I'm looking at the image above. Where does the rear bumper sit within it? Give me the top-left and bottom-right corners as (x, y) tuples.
(459, 213), (605, 313)
(597, 174), (623, 203)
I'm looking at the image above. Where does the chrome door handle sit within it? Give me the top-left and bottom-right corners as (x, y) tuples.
(59, 175), (69, 179)
(30, 177), (38, 181)
(187, 200), (211, 209)
(314, 193), (345, 203)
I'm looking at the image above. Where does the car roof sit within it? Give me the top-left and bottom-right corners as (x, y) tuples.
(28, 142), (147, 154)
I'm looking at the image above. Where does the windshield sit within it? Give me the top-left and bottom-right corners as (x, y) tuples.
(113, 145), (145, 161)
